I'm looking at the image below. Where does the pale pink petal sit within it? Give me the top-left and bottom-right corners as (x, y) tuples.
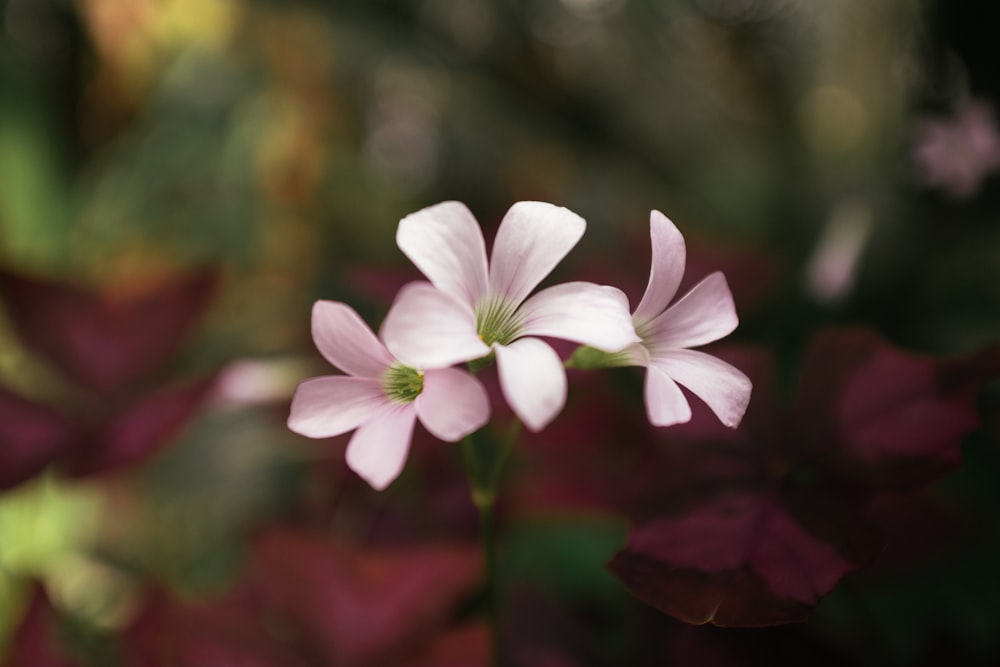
(415, 368), (490, 441)
(287, 376), (389, 438)
(345, 404), (417, 490)
(488, 202), (585, 305)
(623, 341), (652, 366)
(495, 338), (567, 432)
(381, 282), (490, 368)
(311, 301), (395, 378)
(644, 365), (692, 427)
(518, 282), (640, 351)
(396, 201), (489, 307)
(653, 349), (752, 428)
(633, 210), (687, 323)
(645, 272), (738, 350)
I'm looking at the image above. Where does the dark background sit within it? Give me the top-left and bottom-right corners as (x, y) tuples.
(0, 1), (998, 665)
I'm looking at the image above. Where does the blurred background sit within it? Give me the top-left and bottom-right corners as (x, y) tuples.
(0, 0), (998, 665)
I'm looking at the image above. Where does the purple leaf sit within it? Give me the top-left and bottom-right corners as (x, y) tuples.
(612, 329), (987, 626)
(799, 329), (983, 490)
(0, 387), (77, 490)
(0, 269), (216, 394)
(121, 589), (309, 667)
(396, 624), (491, 667)
(1, 585), (81, 667)
(248, 529), (484, 666)
(64, 375), (217, 477)
(610, 491), (872, 626)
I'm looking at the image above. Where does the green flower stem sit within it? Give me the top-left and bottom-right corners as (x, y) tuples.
(566, 344), (634, 370)
(461, 420), (520, 667)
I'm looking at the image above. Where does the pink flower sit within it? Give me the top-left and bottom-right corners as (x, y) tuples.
(382, 201), (639, 432)
(625, 211), (752, 428)
(287, 300), (490, 490)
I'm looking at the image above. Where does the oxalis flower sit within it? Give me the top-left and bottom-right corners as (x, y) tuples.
(382, 201), (639, 432)
(287, 300), (490, 490)
(574, 210), (752, 428)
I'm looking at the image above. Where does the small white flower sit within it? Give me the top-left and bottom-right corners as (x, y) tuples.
(382, 201), (639, 432)
(287, 301), (489, 490)
(625, 211), (752, 428)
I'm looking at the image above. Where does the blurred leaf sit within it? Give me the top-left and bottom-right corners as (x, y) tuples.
(248, 529), (483, 666)
(796, 329), (986, 491)
(64, 375), (217, 478)
(0, 388), (76, 491)
(0, 269), (217, 395)
(396, 623), (490, 667)
(610, 491), (868, 626)
(0, 585), (80, 667)
(610, 330), (988, 627)
(0, 85), (72, 268)
(122, 589), (307, 667)
(0, 476), (102, 578)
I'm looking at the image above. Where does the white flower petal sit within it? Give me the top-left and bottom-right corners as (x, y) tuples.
(382, 282), (490, 368)
(518, 282), (640, 352)
(396, 201), (489, 307)
(488, 202), (585, 305)
(287, 376), (389, 438)
(495, 338), (567, 432)
(653, 349), (752, 428)
(311, 301), (395, 378)
(644, 365), (692, 427)
(623, 341), (652, 366)
(633, 210), (687, 324)
(415, 368), (490, 441)
(646, 272), (738, 350)
(345, 404), (417, 490)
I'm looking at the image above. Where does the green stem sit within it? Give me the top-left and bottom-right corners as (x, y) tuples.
(461, 420), (520, 667)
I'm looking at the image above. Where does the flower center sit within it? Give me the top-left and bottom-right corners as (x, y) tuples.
(633, 317), (658, 354)
(381, 364), (424, 403)
(475, 298), (523, 346)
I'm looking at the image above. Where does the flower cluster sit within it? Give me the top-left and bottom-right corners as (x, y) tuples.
(288, 202), (752, 489)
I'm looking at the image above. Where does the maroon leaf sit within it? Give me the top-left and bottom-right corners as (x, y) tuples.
(397, 623), (491, 667)
(0, 269), (216, 394)
(0, 387), (77, 490)
(63, 375), (217, 477)
(1, 585), (80, 667)
(611, 329), (987, 627)
(248, 529), (483, 667)
(118, 536), (488, 667)
(121, 590), (309, 667)
(798, 329), (984, 490)
(609, 491), (870, 627)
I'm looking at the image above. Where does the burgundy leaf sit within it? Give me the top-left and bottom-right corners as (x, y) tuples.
(1, 585), (80, 667)
(247, 529), (482, 667)
(63, 375), (216, 477)
(799, 329), (982, 490)
(609, 491), (869, 627)
(0, 387), (77, 490)
(612, 329), (985, 627)
(397, 623), (491, 667)
(0, 269), (216, 394)
(121, 590), (309, 667)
